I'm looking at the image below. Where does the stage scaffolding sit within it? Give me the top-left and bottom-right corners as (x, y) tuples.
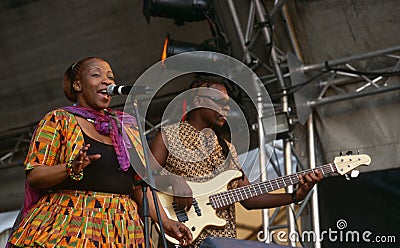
(1, 1), (400, 247)
(215, 1), (400, 247)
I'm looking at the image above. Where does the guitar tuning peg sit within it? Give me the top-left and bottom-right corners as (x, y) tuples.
(345, 174), (350, 181)
(346, 151), (353, 155)
(351, 170), (360, 178)
(357, 150), (360, 155)
(339, 151), (343, 156)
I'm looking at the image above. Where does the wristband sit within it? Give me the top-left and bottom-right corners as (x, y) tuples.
(291, 191), (299, 205)
(66, 160), (84, 181)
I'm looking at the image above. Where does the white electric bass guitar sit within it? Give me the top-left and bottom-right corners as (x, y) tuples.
(157, 154), (371, 244)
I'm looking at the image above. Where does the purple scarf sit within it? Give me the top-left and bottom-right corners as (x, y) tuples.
(63, 106), (137, 171)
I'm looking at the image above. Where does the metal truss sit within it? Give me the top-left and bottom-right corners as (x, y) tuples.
(0, 125), (34, 169)
(217, 0), (306, 247)
(218, 1), (400, 248)
(289, 45), (400, 125)
(287, 45), (400, 248)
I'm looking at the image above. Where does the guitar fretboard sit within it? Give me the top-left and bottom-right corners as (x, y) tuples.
(209, 163), (337, 209)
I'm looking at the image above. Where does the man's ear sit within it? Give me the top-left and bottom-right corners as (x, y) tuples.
(73, 80), (82, 92)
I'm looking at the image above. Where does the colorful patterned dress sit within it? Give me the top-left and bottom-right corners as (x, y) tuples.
(9, 109), (148, 248)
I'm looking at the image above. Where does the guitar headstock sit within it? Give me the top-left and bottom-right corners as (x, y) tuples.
(334, 154), (371, 176)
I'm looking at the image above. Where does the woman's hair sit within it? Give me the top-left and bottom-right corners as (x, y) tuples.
(63, 56), (105, 102)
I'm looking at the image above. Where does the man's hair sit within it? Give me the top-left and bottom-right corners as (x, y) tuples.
(186, 74), (231, 160)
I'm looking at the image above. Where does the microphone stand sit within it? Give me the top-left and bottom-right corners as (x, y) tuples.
(129, 94), (168, 248)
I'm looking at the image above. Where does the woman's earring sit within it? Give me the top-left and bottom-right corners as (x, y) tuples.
(73, 81), (81, 92)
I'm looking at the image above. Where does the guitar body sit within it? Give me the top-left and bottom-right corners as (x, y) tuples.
(157, 170), (243, 244)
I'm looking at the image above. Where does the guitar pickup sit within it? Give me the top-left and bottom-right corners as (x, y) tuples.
(193, 198), (201, 217)
(172, 203), (189, 222)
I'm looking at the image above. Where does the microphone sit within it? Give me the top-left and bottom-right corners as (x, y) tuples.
(107, 85), (154, 96)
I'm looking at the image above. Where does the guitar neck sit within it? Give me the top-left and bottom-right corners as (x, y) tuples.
(209, 163), (337, 209)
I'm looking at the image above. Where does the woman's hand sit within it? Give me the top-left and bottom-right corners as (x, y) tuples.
(71, 144), (101, 173)
(162, 218), (193, 246)
(296, 170), (324, 201)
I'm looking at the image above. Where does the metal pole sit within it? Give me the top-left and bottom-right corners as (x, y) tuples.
(244, 1), (255, 44)
(269, 0), (287, 24)
(308, 83), (400, 107)
(307, 113), (321, 248)
(300, 45), (400, 73)
(288, 31), (322, 248)
(283, 138), (296, 248)
(279, 4), (323, 247)
(226, 0), (252, 64)
(253, 0), (295, 246)
(257, 98), (270, 242)
(281, 4), (302, 60)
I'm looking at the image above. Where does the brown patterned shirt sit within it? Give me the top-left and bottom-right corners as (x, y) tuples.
(162, 121), (241, 247)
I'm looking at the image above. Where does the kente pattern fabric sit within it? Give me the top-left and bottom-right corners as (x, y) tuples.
(22, 109), (146, 217)
(62, 106), (138, 172)
(9, 190), (146, 247)
(10, 109), (147, 247)
(162, 121), (240, 248)
(49, 132), (136, 195)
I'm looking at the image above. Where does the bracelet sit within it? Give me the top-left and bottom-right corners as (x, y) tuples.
(291, 191), (299, 205)
(66, 160), (83, 181)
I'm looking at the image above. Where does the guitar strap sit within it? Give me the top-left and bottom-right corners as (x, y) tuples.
(223, 142), (245, 181)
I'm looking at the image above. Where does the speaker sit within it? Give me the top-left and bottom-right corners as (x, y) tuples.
(199, 237), (296, 248)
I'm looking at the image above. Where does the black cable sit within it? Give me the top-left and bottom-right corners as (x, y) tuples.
(269, 71), (327, 100)
(204, 10), (231, 55)
(271, 145), (283, 177)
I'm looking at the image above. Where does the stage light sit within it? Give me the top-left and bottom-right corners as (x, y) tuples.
(143, 0), (213, 25)
(161, 35), (215, 61)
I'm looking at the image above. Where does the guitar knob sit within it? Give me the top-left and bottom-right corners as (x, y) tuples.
(351, 170), (360, 178)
